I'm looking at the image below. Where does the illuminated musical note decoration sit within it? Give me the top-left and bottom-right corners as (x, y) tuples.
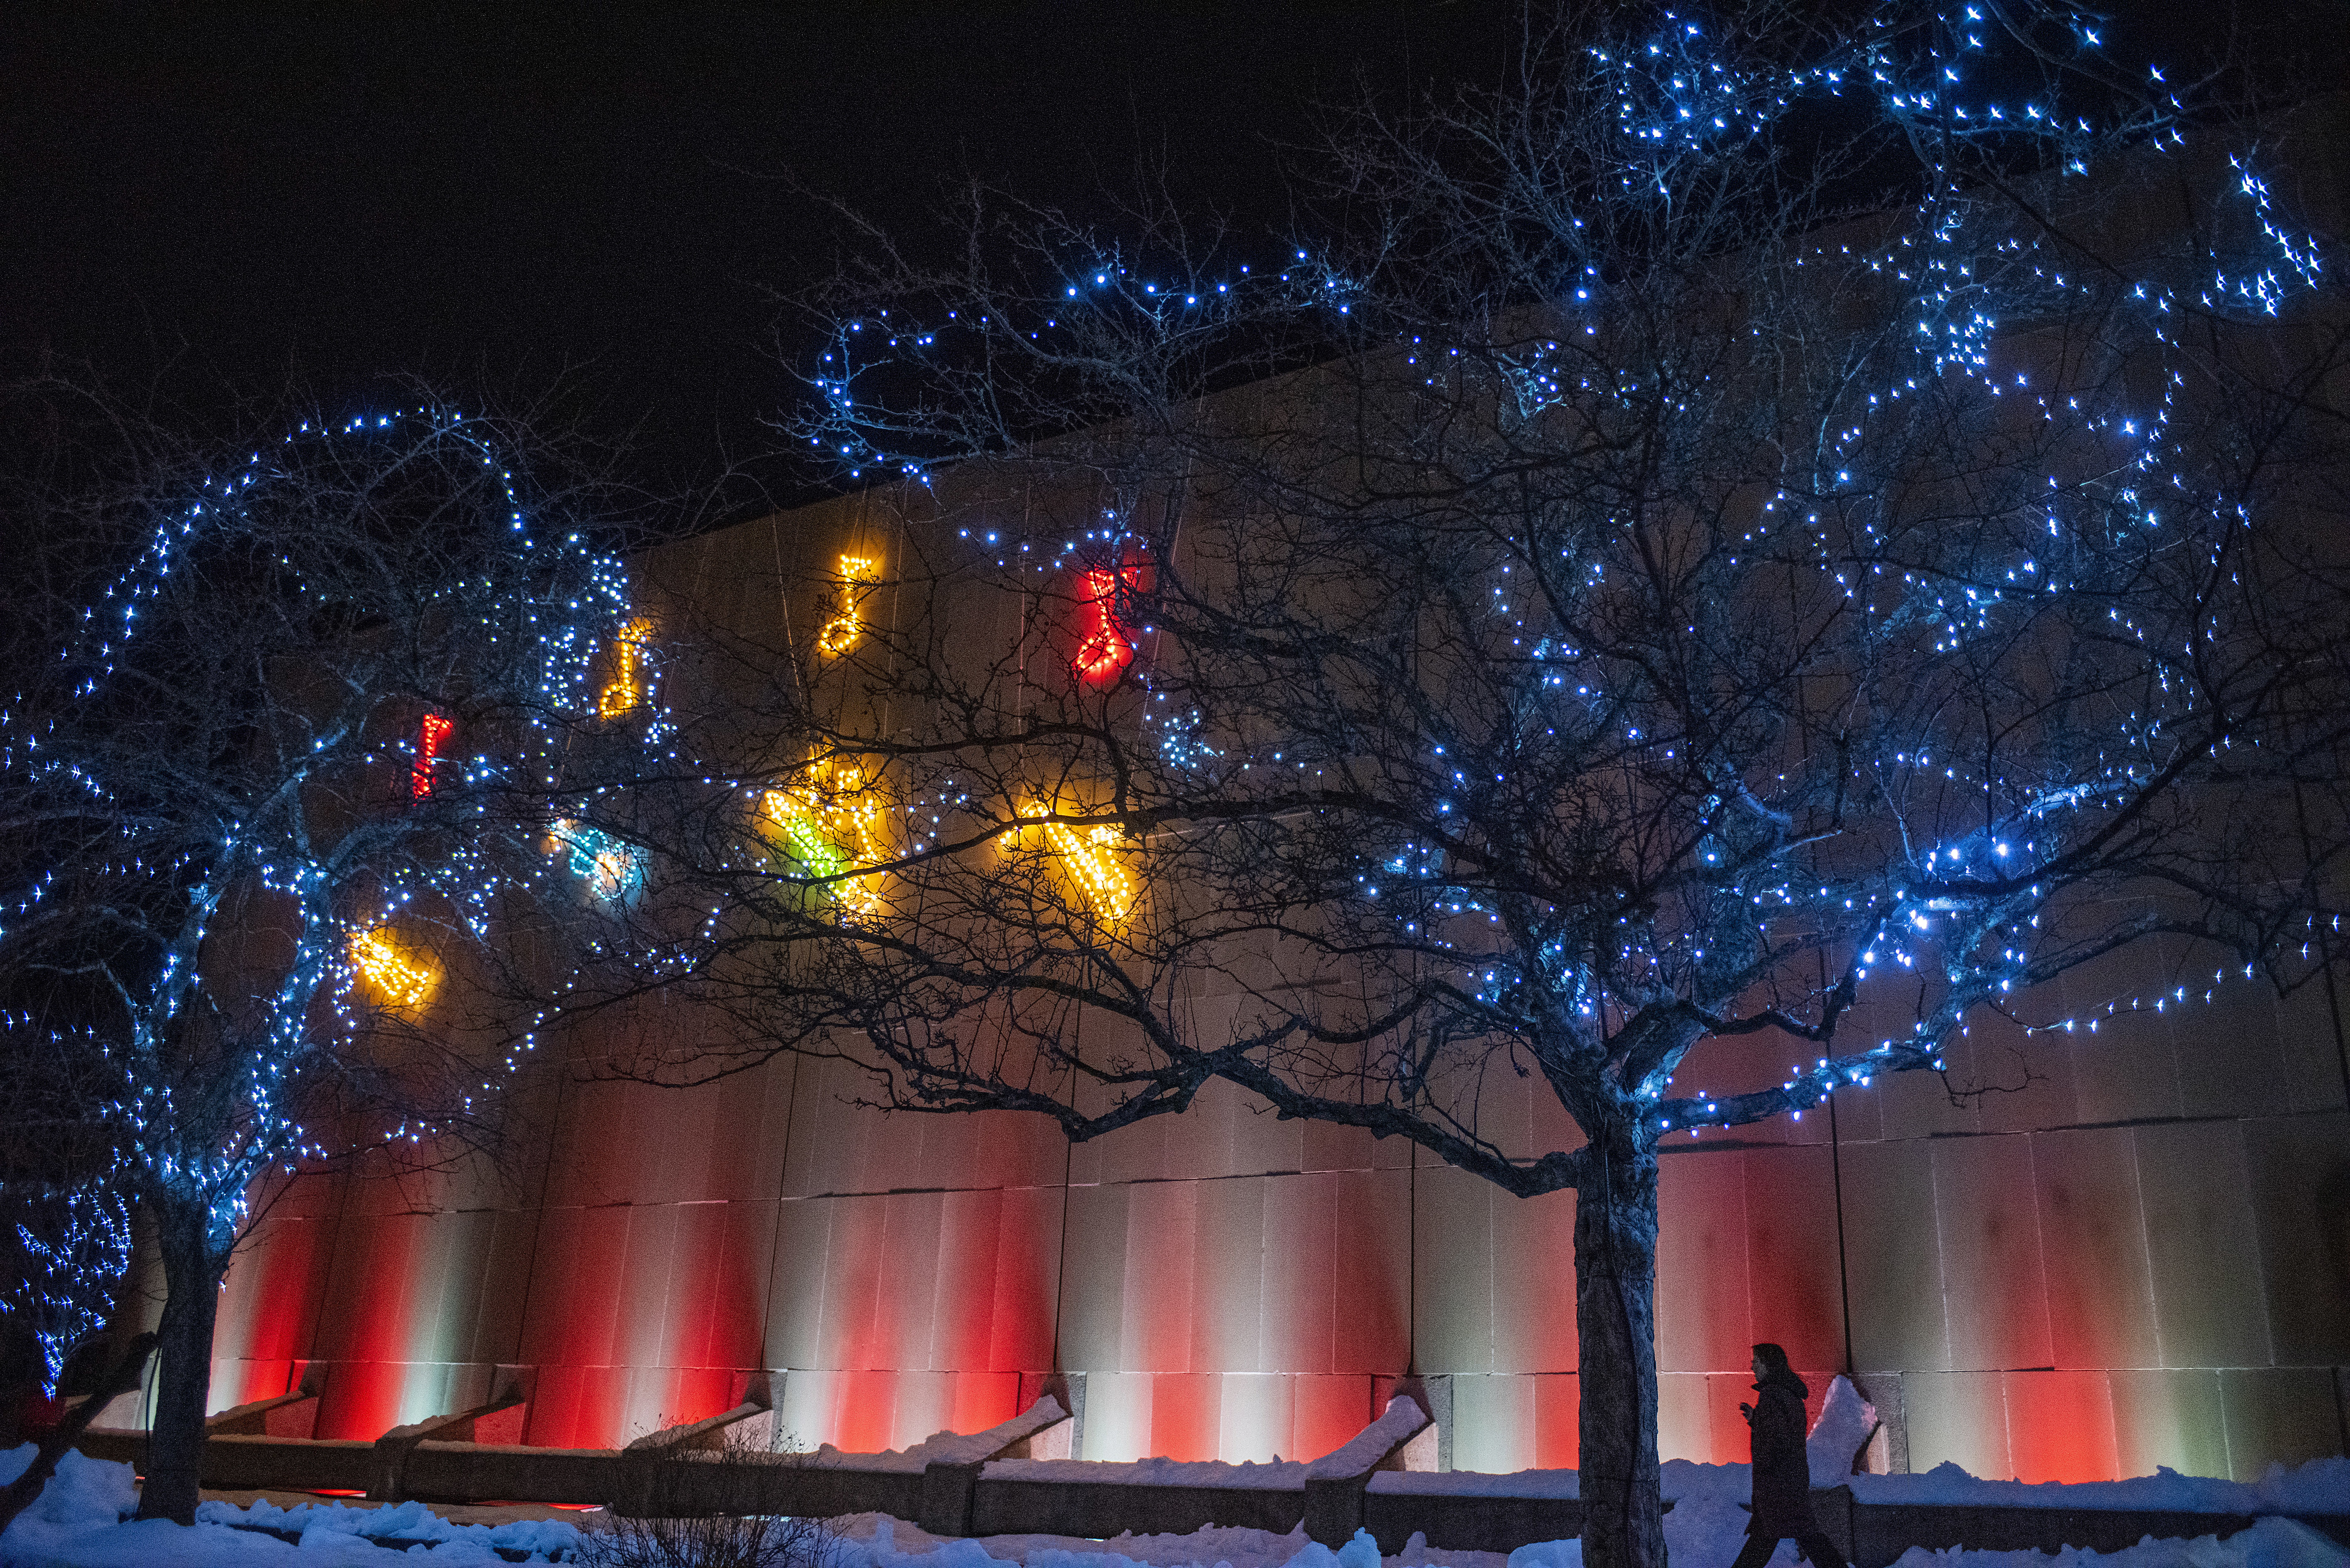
(598, 619), (653, 717)
(411, 712), (453, 799)
(351, 928), (437, 1009)
(817, 556), (879, 656)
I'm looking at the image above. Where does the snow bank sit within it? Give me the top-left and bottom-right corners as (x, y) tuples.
(819, 1396), (1073, 1472)
(0, 1445), (585, 1565)
(1811, 1377), (1880, 1486)
(1847, 1460), (2350, 1517)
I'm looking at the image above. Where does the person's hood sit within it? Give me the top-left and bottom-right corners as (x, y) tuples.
(1754, 1366), (1810, 1401)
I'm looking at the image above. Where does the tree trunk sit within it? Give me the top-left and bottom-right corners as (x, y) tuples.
(0, 1333), (157, 1536)
(1575, 1121), (1665, 1568)
(134, 1193), (222, 1525)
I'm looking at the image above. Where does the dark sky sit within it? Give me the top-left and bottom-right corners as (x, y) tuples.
(5, 4), (1509, 507)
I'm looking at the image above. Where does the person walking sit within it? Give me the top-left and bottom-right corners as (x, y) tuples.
(1730, 1343), (1846, 1568)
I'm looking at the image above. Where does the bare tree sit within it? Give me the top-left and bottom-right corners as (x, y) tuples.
(0, 391), (663, 1522)
(595, 8), (2350, 1568)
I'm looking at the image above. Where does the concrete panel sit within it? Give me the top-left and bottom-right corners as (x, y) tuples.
(1930, 1135), (2051, 1372)
(1294, 1374), (1375, 1462)
(2030, 1128), (2158, 1372)
(950, 1371), (1024, 1437)
(1121, 1180), (1199, 1373)
(2061, 955), (2183, 1126)
(1084, 1370), (1153, 1461)
(1532, 1372), (1579, 1469)
(2218, 1367), (2346, 1480)
(930, 1187), (1004, 1372)
(834, 1367), (905, 1454)
(2108, 1368), (2228, 1481)
(1742, 1145), (1846, 1377)
(2003, 1369), (2118, 1483)
(1263, 1172), (1336, 1376)
(1968, 1007), (2079, 1138)
(814, 1194), (891, 1370)
(1193, 1176), (1266, 1373)
(772, 1365), (844, 1453)
(874, 1191), (946, 1372)
(1656, 1150), (1751, 1375)
(2244, 1112), (2350, 1366)
(216, 1215), (334, 1367)
(1450, 1373), (1536, 1475)
(1658, 1372), (1712, 1464)
(888, 1368), (957, 1450)
(2272, 982), (2350, 1114)
(1874, 1052), (1981, 1142)
(989, 1184), (1065, 1373)
(1058, 1183), (1131, 1373)
(1490, 1188), (1576, 1375)
(1905, 1370), (2011, 1480)
(1413, 1167), (1494, 1375)
(1331, 1168), (1412, 1375)
(616, 1203), (681, 1377)
(2134, 1122), (2273, 1369)
(1218, 1372), (1293, 1463)
(659, 1199), (774, 1373)
(764, 1198), (832, 1370)
(2172, 981), (2286, 1121)
(1838, 1139), (1947, 1373)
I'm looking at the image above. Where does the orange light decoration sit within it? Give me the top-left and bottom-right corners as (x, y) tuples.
(1074, 565), (1141, 682)
(816, 556), (880, 656)
(759, 759), (887, 916)
(411, 712), (454, 799)
(350, 928), (436, 1010)
(597, 619), (653, 718)
(1025, 803), (1136, 922)
(550, 820), (646, 902)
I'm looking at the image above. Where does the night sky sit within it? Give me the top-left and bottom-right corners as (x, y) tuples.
(4, 3), (2321, 517)
(5, 4), (1509, 510)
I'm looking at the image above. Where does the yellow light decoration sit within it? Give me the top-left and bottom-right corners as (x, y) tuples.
(1025, 804), (1136, 923)
(351, 928), (437, 1010)
(759, 759), (888, 916)
(597, 618), (653, 718)
(816, 556), (879, 656)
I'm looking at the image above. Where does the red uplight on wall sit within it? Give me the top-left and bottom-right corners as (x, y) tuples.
(1074, 565), (1142, 683)
(412, 713), (453, 799)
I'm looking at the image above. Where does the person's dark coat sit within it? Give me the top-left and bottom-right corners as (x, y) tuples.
(1746, 1367), (1818, 1537)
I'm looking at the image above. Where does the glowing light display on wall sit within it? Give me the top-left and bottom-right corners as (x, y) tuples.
(1074, 565), (1140, 682)
(410, 713), (453, 799)
(1025, 804), (1136, 923)
(551, 821), (646, 902)
(597, 619), (653, 718)
(817, 556), (880, 656)
(760, 760), (887, 915)
(350, 928), (436, 1010)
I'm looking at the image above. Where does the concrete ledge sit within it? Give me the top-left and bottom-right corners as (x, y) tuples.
(970, 1477), (1306, 1538)
(1361, 1490), (1586, 1555)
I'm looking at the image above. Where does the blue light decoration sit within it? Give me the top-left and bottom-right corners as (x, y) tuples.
(774, 0), (2343, 1162)
(0, 1181), (132, 1396)
(552, 819), (648, 902)
(0, 403), (658, 1402)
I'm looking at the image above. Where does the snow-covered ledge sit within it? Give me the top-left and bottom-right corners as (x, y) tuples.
(1305, 1396), (1436, 1545)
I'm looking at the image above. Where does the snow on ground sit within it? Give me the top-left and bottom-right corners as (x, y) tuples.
(4, 1441), (2348, 1567)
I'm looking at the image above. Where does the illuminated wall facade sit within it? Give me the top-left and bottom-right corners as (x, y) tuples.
(200, 500), (2350, 1484)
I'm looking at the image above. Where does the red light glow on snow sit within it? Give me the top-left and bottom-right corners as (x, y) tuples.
(411, 713), (453, 798)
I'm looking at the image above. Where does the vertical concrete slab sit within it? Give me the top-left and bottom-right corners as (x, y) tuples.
(764, 1198), (832, 1370)
(1218, 1372), (1294, 1462)
(814, 1194), (891, 1371)
(929, 1187), (1004, 1373)
(1193, 1175), (1267, 1373)
(1121, 1180), (1199, 1373)
(1657, 1373), (1713, 1463)
(2172, 983), (2287, 1121)
(1450, 1373), (1537, 1474)
(875, 1190), (946, 1372)
(1930, 1135), (2051, 1372)
(1742, 1144), (1846, 1377)
(2109, 1368), (2229, 1481)
(1412, 1165), (1495, 1376)
(1081, 1370), (1152, 1461)
(1905, 1370), (2011, 1479)
(1294, 1374), (1375, 1462)
(2272, 981), (2350, 1114)
(989, 1184), (1065, 1373)
(2244, 1111), (2350, 1367)
(1655, 1150), (1752, 1375)
(2134, 1121), (2274, 1369)
(1263, 1172), (1335, 1376)
(1489, 1188), (1577, 1375)
(1531, 1372), (1580, 1469)
(1058, 1182), (1131, 1373)
(2219, 1367), (2345, 1480)
(2030, 1128), (2159, 1373)
(1837, 1138), (1947, 1373)
(1331, 1168), (1412, 1375)
(2003, 1369), (2119, 1483)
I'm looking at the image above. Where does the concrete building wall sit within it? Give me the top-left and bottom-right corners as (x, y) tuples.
(199, 500), (2350, 1480)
